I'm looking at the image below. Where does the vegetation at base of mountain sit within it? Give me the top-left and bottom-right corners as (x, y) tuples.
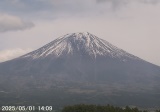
(62, 104), (160, 112)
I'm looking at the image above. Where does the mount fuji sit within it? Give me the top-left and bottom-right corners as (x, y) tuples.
(0, 32), (160, 108)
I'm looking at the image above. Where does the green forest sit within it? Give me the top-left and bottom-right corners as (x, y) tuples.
(62, 104), (160, 112)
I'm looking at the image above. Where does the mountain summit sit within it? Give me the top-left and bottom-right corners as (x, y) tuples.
(0, 32), (160, 108)
(22, 32), (138, 60)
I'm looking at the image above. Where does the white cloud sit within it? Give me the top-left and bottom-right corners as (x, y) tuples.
(0, 13), (34, 32)
(0, 48), (32, 62)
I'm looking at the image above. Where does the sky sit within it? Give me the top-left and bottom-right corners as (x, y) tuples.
(0, 0), (160, 66)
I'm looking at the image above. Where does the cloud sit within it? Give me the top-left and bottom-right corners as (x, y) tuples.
(0, 13), (34, 32)
(95, 0), (160, 10)
(0, 0), (160, 20)
(140, 0), (160, 4)
(0, 48), (32, 62)
(96, 0), (160, 4)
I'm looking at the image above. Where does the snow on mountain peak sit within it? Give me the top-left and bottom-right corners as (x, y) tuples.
(22, 32), (139, 60)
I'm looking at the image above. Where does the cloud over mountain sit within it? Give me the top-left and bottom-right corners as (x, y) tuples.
(0, 13), (34, 32)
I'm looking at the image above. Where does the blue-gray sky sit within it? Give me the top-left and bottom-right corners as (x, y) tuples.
(0, 0), (160, 66)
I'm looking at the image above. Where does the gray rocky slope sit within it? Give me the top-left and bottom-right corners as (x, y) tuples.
(0, 32), (160, 108)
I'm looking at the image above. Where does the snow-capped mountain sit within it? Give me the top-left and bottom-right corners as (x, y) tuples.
(0, 32), (160, 108)
(22, 32), (138, 60)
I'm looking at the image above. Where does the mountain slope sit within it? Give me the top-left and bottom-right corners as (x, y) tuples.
(0, 32), (160, 108)
(21, 32), (138, 60)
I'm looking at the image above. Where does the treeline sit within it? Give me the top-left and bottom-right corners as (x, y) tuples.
(62, 104), (160, 112)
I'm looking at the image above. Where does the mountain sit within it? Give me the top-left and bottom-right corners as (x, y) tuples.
(0, 32), (160, 108)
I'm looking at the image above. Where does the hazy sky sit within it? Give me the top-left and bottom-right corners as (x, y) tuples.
(0, 0), (160, 66)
